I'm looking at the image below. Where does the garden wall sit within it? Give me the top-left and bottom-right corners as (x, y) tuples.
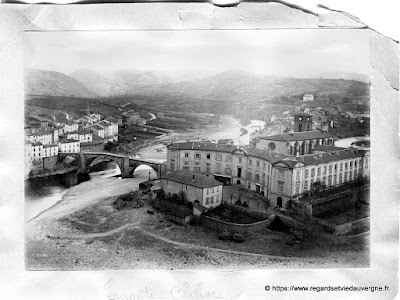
(314, 216), (370, 235)
(200, 215), (272, 237)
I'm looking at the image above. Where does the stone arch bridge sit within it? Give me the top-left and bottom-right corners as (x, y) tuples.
(66, 152), (166, 177)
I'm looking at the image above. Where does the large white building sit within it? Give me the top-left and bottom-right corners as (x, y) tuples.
(167, 141), (370, 209)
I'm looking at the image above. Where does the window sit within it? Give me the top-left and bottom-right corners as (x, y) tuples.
(323, 166), (327, 174)
(225, 168), (232, 175)
(340, 163), (343, 171)
(207, 189), (209, 194)
(305, 169), (309, 178)
(329, 165), (332, 173)
(211, 187), (214, 193)
(226, 156), (232, 163)
(216, 195), (219, 203)
(206, 153), (211, 160)
(247, 172), (253, 180)
(296, 171), (300, 181)
(195, 153), (201, 159)
(249, 159), (252, 165)
(216, 164), (221, 173)
(263, 163), (266, 170)
(255, 174), (260, 183)
(279, 170), (284, 178)
(345, 162), (348, 170)
(311, 168), (315, 177)
(279, 183), (283, 193)
(205, 198), (209, 205)
(355, 161), (358, 168)
(238, 157), (242, 163)
(184, 152), (189, 158)
(195, 162), (200, 165)
(216, 154), (222, 161)
(256, 160), (260, 167)
(216, 186), (219, 192)
(210, 196), (214, 203)
(303, 180), (308, 191)
(317, 167), (321, 176)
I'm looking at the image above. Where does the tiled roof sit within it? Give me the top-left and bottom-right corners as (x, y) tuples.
(168, 141), (238, 153)
(31, 142), (43, 146)
(259, 131), (336, 142)
(168, 141), (286, 163)
(59, 139), (79, 144)
(162, 171), (222, 188)
(43, 144), (57, 148)
(240, 146), (287, 163)
(312, 145), (347, 152)
(276, 149), (367, 168)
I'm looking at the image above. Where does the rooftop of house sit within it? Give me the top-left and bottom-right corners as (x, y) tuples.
(162, 171), (223, 189)
(312, 145), (347, 152)
(25, 128), (53, 136)
(277, 148), (368, 168)
(59, 139), (79, 144)
(91, 125), (105, 130)
(43, 144), (58, 148)
(167, 141), (238, 153)
(31, 142), (43, 147)
(259, 130), (336, 142)
(293, 112), (313, 117)
(168, 141), (286, 163)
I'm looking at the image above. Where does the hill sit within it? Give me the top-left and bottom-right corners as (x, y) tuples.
(25, 68), (98, 98)
(128, 69), (369, 104)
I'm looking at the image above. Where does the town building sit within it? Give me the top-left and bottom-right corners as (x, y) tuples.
(42, 144), (58, 157)
(31, 142), (44, 167)
(63, 121), (79, 134)
(122, 111), (140, 124)
(157, 112), (165, 119)
(160, 171), (223, 210)
(303, 94), (314, 101)
(166, 142), (282, 198)
(87, 124), (105, 139)
(254, 131), (337, 156)
(25, 128), (53, 145)
(58, 139), (80, 153)
(293, 112), (313, 132)
(166, 141), (370, 211)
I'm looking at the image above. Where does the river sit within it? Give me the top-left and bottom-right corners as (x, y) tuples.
(137, 116), (265, 160)
(25, 115), (265, 221)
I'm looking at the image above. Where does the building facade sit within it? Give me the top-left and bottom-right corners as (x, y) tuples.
(166, 141), (370, 210)
(160, 171), (223, 209)
(254, 131), (337, 156)
(58, 139), (80, 153)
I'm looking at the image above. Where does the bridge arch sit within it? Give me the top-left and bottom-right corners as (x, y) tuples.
(129, 161), (160, 178)
(85, 155), (124, 174)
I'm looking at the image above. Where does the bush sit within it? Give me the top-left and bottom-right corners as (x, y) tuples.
(232, 233), (245, 243)
(218, 229), (231, 241)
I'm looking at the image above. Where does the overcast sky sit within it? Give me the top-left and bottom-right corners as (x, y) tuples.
(24, 29), (370, 77)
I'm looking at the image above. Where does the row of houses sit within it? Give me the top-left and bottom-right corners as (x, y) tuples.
(24, 112), (120, 175)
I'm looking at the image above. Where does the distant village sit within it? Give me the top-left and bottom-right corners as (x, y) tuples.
(24, 107), (147, 177)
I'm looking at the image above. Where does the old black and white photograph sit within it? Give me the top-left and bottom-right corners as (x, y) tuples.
(24, 29), (371, 270)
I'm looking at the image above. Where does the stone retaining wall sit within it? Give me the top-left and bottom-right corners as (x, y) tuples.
(200, 215), (272, 237)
